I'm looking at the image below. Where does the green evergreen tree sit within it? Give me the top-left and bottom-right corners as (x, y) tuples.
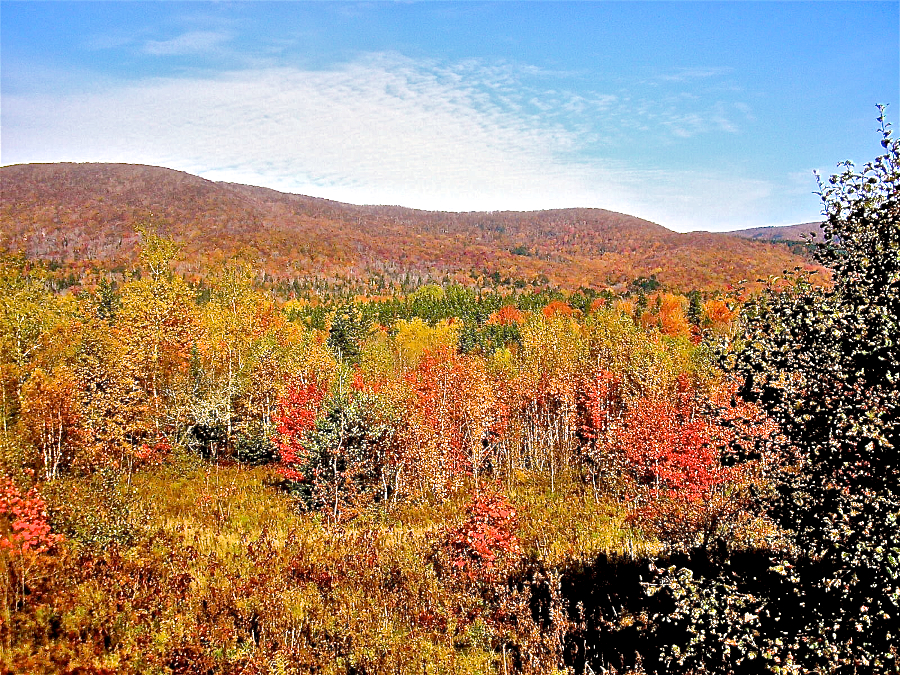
(686, 290), (703, 327)
(327, 304), (368, 364)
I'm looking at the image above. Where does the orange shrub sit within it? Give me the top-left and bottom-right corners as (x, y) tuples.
(486, 305), (524, 326)
(703, 298), (736, 334)
(542, 300), (575, 319)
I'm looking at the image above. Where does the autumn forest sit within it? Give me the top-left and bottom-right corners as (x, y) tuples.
(1, 116), (898, 675)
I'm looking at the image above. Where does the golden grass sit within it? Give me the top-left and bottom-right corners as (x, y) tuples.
(9, 454), (640, 674)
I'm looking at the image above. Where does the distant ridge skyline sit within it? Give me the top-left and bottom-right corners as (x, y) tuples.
(1, 162), (815, 292)
(2, 2), (897, 232)
(0, 159), (826, 238)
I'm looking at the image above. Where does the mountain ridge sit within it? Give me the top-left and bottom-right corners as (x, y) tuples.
(727, 222), (825, 242)
(1, 162), (814, 291)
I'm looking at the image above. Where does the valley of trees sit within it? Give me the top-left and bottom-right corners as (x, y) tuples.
(0, 112), (897, 674)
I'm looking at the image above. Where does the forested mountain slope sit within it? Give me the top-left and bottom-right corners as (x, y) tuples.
(727, 221), (825, 242)
(1, 162), (811, 290)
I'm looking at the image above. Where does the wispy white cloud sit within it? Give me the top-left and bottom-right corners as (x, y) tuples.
(1, 53), (786, 231)
(659, 66), (733, 83)
(143, 30), (231, 56)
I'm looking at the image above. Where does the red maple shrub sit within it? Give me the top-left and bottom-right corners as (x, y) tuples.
(132, 434), (172, 469)
(1, 472), (63, 621)
(0, 473), (62, 555)
(611, 378), (768, 551)
(440, 488), (521, 584)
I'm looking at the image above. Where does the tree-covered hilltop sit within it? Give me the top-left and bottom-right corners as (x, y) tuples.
(0, 162), (812, 294)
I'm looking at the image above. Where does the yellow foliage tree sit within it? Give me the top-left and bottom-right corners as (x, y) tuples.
(118, 229), (197, 433)
(18, 367), (82, 480)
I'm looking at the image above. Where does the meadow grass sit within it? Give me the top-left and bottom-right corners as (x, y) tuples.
(4, 454), (637, 674)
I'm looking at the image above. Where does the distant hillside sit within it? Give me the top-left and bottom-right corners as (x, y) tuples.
(1, 162), (814, 291)
(728, 222), (826, 242)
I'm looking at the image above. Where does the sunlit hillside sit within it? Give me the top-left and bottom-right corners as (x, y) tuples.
(1, 163), (812, 292)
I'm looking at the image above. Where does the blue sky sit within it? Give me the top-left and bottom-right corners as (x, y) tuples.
(2, 2), (897, 232)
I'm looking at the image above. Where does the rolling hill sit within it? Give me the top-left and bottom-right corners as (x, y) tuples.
(1, 162), (814, 291)
(727, 222), (826, 242)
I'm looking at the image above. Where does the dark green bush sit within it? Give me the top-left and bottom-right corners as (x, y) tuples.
(233, 422), (278, 465)
(647, 108), (900, 673)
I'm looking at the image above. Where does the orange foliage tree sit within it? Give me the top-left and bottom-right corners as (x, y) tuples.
(486, 305), (524, 326)
(703, 298), (736, 335)
(404, 347), (499, 495)
(17, 367), (82, 480)
(657, 293), (691, 338)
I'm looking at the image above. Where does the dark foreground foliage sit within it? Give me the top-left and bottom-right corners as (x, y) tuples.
(627, 107), (900, 674)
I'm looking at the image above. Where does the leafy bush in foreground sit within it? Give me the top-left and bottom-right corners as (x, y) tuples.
(651, 107), (900, 673)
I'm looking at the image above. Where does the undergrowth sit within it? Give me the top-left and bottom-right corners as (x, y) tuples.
(3, 454), (643, 674)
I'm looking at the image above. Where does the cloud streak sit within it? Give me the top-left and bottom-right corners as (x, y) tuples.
(1, 53), (791, 231)
(658, 67), (732, 83)
(142, 30), (232, 55)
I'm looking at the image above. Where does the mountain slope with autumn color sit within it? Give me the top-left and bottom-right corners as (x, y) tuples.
(1, 162), (811, 290)
(728, 221), (825, 242)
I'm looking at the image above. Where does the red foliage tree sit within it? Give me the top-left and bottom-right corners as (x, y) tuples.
(612, 378), (768, 551)
(577, 369), (626, 495)
(579, 369), (624, 442)
(272, 382), (326, 482)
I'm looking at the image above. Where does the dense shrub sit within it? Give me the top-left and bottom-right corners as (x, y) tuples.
(438, 488), (521, 584)
(645, 108), (900, 673)
(286, 396), (387, 520)
(232, 422), (278, 465)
